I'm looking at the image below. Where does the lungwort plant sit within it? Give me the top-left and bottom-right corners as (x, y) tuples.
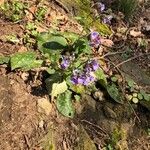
(1, 30), (123, 118)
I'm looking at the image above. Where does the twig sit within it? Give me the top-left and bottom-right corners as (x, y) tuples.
(100, 50), (126, 58)
(113, 53), (150, 68)
(81, 119), (108, 135)
(23, 134), (30, 150)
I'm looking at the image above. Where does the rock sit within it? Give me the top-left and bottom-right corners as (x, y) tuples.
(103, 105), (117, 119)
(93, 91), (104, 101)
(37, 98), (52, 115)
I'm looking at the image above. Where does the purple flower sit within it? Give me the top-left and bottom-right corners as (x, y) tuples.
(85, 60), (99, 72)
(90, 31), (101, 48)
(60, 56), (70, 69)
(91, 60), (99, 71)
(97, 3), (105, 12)
(71, 69), (96, 86)
(103, 15), (113, 24)
(78, 75), (86, 85)
(83, 74), (95, 85)
(71, 75), (78, 84)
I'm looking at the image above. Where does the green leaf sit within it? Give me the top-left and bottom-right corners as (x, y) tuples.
(126, 77), (135, 88)
(111, 76), (118, 82)
(37, 32), (68, 54)
(10, 52), (43, 70)
(71, 84), (86, 94)
(46, 68), (56, 74)
(45, 74), (62, 94)
(143, 93), (150, 101)
(137, 93), (143, 100)
(107, 83), (123, 104)
(73, 38), (91, 54)
(56, 90), (74, 118)
(0, 56), (10, 64)
(51, 81), (68, 100)
(140, 90), (150, 101)
(95, 69), (107, 87)
(63, 32), (79, 43)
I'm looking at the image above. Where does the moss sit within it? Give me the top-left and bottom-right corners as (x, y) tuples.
(60, 0), (112, 35)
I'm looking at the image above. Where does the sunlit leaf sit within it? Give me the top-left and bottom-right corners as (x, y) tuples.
(37, 32), (68, 54)
(10, 52), (43, 70)
(51, 81), (68, 100)
(56, 90), (74, 118)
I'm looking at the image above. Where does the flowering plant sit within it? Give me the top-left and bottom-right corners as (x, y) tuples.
(36, 30), (107, 117)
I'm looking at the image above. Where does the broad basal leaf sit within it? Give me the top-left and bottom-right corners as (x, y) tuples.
(10, 52), (43, 70)
(56, 90), (74, 118)
(107, 83), (123, 104)
(37, 32), (68, 54)
(51, 81), (68, 100)
(95, 69), (107, 88)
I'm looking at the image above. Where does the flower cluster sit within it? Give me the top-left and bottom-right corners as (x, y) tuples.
(71, 60), (99, 86)
(89, 31), (101, 48)
(97, 2), (113, 24)
(60, 54), (75, 70)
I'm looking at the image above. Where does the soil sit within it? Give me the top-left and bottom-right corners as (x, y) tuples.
(0, 0), (150, 150)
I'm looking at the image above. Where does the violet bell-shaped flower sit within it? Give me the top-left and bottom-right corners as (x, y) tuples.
(97, 2), (105, 12)
(85, 60), (100, 72)
(90, 31), (101, 48)
(71, 73), (95, 86)
(103, 15), (113, 24)
(60, 56), (70, 69)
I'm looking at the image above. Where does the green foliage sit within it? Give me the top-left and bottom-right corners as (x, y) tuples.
(73, 38), (92, 54)
(114, 0), (137, 20)
(51, 81), (68, 100)
(125, 77), (150, 102)
(37, 32), (68, 54)
(95, 68), (107, 88)
(56, 90), (74, 118)
(107, 83), (123, 104)
(5, 34), (20, 44)
(10, 52), (43, 70)
(107, 127), (126, 149)
(35, 6), (47, 21)
(0, 56), (10, 64)
(60, 0), (112, 35)
(0, 1), (26, 22)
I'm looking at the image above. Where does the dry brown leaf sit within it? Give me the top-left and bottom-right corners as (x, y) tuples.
(36, 26), (47, 33)
(25, 6), (37, 21)
(101, 39), (114, 47)
(130, 30), (142, 37)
